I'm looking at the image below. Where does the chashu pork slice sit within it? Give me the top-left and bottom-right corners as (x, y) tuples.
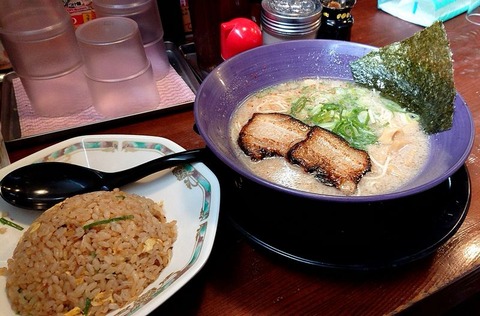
(238, 113), (311, 161)
(288, 126), (371, 195)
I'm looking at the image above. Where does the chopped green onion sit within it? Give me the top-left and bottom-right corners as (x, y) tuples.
(83, 297), (92, 316)
(0, 217), (24, 231)
(289, 84), (384, 150)
(288, 81), (423, 150)
(83, 215), (134, 230)
(290, 96), (309, 115)
(333, 114), (378, 150)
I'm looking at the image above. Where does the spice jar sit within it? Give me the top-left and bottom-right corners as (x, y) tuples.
(261, 0), (322, 44)
(316, 0), (356, 41)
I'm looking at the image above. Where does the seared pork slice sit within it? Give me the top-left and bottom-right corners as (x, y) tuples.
(288, 126), (371, 195)
(238, 113), (311, 161)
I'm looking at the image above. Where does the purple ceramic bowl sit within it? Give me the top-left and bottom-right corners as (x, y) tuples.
(194, 40), (474, 203)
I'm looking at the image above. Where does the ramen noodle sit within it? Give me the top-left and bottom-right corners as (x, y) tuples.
(230, 78), (430, 196)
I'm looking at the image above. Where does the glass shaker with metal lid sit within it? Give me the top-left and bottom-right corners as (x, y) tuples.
(261, 0), (322, 44)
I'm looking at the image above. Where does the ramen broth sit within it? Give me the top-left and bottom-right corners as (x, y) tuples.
(230, 79), (430, 196)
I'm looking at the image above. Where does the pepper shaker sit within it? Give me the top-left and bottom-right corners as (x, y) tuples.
(261, 0), (322, 44)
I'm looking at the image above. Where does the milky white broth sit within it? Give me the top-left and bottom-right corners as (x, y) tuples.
(229, 78), (430, 196)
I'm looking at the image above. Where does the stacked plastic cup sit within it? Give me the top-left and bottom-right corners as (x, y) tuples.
(75, 17), (160, 118)
(0, 0), (92, 117)
(92, 0), (170, 81)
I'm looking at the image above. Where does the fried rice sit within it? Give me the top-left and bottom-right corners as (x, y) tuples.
(5, 189), (177, 316)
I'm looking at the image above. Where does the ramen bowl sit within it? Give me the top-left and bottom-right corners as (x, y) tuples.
(194, 40), (474, 203)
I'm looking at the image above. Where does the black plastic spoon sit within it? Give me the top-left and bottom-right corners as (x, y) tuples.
(0, 148), (206, 211)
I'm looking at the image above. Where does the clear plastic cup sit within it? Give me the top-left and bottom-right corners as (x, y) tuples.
(92, 0), (164, 43)
(0, 0), (92, 116)
(19, 65), (92, 117)
(75, 17), (160, 118)
(75, 17), (150, 80)
(0, 8), (82, 78)
(92, 0), (170, 80)
(144, 37), (170, 80)
(84, 62), (160, 118)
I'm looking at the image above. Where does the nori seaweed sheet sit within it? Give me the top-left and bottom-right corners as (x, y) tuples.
(349, 21), (455, 134)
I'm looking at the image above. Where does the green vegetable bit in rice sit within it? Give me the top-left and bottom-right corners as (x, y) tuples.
(83, 215), (134, 230)
(350, 21), (455, 134)
(0, 217), (24, 231)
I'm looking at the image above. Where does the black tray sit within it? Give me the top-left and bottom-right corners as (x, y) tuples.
(203, 149), (471, 271)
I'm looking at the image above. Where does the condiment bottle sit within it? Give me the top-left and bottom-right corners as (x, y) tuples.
(316, 0), (356, 41)
(188, 0), (251, 74)
(261, 0), (322, 44)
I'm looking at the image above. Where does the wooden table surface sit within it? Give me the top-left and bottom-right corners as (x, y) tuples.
(4, 0), (480, 315)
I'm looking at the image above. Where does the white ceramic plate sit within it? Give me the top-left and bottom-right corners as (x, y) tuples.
(0, 135), (221, 316)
